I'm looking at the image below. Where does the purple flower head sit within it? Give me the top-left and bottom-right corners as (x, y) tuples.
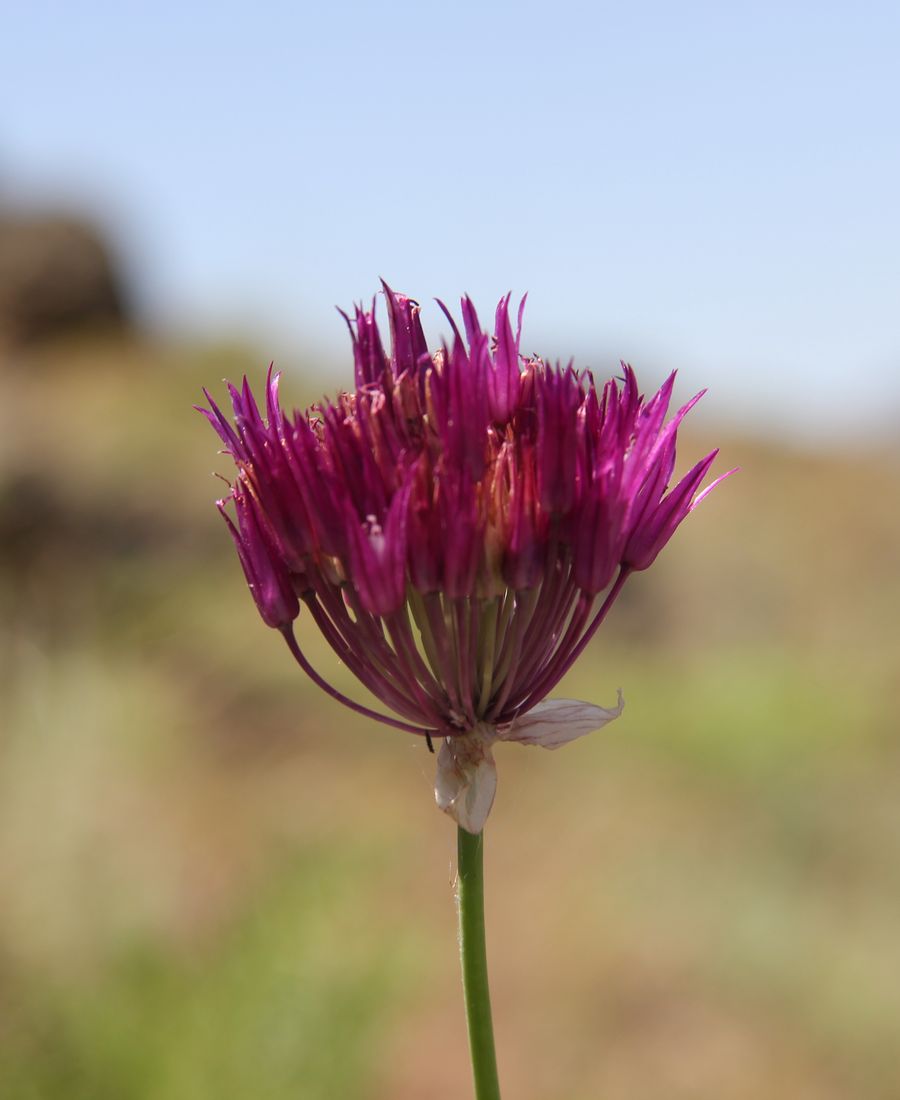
(200, 288), (732, 831)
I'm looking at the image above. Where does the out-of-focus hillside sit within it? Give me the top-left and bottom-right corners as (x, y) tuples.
(2, 332), (898, 1100)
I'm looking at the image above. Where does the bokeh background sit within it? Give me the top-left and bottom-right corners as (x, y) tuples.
(2, 3), (899, 1098)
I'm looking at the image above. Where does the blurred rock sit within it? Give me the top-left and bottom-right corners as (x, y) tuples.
(0, 211), (129, 349)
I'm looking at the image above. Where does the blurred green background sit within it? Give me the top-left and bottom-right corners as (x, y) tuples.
(2, 298), (898, 1100)
(3, 3), (900, 1098)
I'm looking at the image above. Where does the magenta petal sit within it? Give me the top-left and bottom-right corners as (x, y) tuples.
(489, 292), (521, 423)
(218, 489), (299, 629)
(381, 280), (428, 382)
(624, 449), (720, 570)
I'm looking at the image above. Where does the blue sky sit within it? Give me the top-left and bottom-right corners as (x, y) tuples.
(3, 0), (898, 440)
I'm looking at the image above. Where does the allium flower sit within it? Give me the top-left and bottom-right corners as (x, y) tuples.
(199, 284), (730, 833)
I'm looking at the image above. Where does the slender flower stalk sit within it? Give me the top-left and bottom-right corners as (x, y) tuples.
(457, 827), (501, 1100)
(199, 284), (731, 1097)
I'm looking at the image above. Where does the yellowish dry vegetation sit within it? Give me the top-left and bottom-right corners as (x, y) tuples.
(2, 334), (898, 1099)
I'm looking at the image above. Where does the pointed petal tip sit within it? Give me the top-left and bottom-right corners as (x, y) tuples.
(692, 464), (739, 508)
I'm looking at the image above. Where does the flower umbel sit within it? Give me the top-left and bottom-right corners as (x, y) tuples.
(200, 285), (731, 832)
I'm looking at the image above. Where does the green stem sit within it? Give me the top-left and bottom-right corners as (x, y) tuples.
(457, 826), (502, 1100)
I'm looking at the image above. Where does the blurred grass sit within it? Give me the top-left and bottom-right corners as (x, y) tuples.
(1, 332), (898, 1099)
(2, 845), (418, 1100)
